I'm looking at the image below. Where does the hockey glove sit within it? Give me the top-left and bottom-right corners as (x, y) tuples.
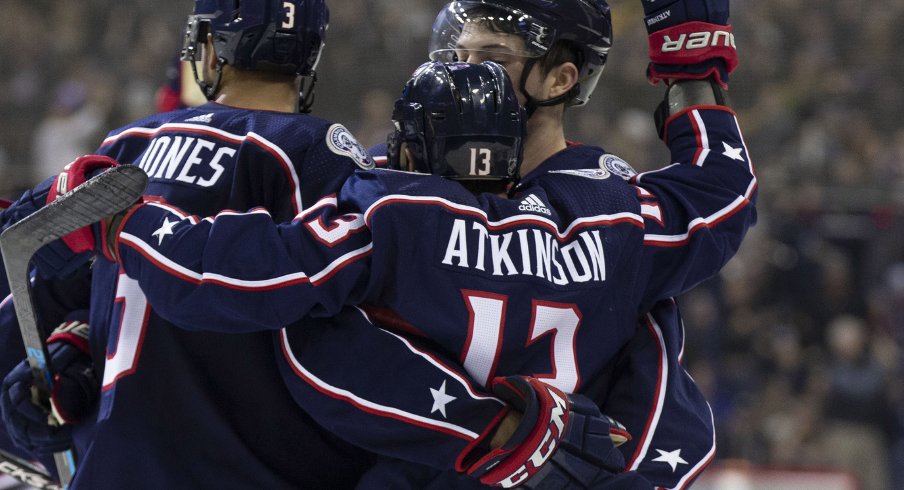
(462, 376), (630, 488)
(1, 318), (98, 455)
(31, 155), (120, 277)
(640, 0), (737, 87)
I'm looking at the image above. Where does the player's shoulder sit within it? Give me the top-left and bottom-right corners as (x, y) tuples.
(343, 168), (477, 212)
(523, 145), (644, 218)
(530, 145), (638, 191)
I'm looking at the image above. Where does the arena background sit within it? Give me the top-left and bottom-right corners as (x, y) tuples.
(1, 1), (902, 488)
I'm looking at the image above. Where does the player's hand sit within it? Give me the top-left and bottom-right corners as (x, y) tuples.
(0, 318), (98, 455)
(640, 0), (737, 86)
(462, 376), (631, 489)
(30, 155), (120, 277)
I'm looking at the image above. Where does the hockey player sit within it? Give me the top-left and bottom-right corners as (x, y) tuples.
(361, 1), (735, 486)
(424, 1), (740, 486)
(2, 62), (651, 489)
(0, 1), (381, 488)
(77, 0), (751, 481)
(5, 1), (748, 488)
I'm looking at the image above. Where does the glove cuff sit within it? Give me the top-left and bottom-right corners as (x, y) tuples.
(466, 377), (572, 487)
(47, 320), (90, 355)
(46, 155), (120, 254)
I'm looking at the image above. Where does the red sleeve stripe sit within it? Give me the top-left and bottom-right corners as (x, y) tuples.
(371, 317), (504, 404)
(278, 326), (483, 441)
(688, 109), (710, 167)
(627, 313), (668, 470)
(627, 312), (717, 489)
(120, 229), (372, 291)
(642, 193), (751, 247)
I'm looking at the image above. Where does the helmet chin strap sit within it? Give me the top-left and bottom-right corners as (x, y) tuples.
(518, 59), (578, 118)
(296, 72), (317, 114)
(189, 56), (225, 101)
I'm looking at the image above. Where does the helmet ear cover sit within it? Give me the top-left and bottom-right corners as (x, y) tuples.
(387, 101), (428, 171)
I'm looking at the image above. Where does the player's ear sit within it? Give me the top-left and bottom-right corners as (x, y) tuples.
(547, 62), (578, 99)
(206, 33), (218, 71)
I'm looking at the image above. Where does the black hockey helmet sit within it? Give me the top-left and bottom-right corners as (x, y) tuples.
(428, 0), (612, 108)
(388, 61), (526, 183)
(181, 0), (328, 111)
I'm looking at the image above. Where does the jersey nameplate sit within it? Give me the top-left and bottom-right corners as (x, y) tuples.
(441, 218), (607, 286)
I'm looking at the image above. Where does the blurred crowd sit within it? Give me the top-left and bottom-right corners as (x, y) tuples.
(1, 1), (902, 488)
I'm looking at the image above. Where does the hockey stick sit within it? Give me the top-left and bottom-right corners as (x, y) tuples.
(0, 165), (148, 487)
(0, 448), (61, 490)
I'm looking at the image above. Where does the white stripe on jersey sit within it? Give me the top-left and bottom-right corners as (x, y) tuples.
(628, 312), (669, 472)
(104, 123), (304, 213)
(279, 325), (484, 440)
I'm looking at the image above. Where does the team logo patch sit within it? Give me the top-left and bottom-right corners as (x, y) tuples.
(550, 168), (611, 180)
(599, 154), (636, 181)
(326, 124), (375, 170)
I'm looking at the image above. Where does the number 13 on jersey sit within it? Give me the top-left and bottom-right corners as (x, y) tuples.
(460, 290), (581, 393)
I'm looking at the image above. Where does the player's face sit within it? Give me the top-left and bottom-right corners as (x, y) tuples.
(454, 24), (536, 105)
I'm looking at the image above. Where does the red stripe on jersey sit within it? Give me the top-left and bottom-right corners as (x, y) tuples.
(100, 124), (244, 147)
(627, 314), (667, 470)
(278, 329), (480, 441)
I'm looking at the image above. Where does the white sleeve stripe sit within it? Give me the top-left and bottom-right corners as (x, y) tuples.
(692, 110), (709, 167)
(627, 313), (669, 471)
(369, 316), (504, 404)
(279, 327), (481, 440)
(643, 193), (749, 244)
(673, 408), (717, 490)
(120, 231), (372, 289)
(294, 195), (338, 221)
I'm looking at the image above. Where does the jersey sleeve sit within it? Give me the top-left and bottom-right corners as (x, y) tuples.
(634, 106), (757, 307)
(277, 307), (508, 472)
(113, 196), (378, 333)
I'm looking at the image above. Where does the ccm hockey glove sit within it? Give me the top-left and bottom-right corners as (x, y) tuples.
(462, 376), (630, 488)
(1, 318), (98, 455)
(641, 0), (738, 86)
(30, 155), (120, 277)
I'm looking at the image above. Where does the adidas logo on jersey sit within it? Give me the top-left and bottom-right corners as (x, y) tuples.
(518, 194), (551, 215)
(185, 113), (214, 123)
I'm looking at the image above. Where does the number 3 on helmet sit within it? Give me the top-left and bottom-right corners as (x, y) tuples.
(180, 0), (328, 109)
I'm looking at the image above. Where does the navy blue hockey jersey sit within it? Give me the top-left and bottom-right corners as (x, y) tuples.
(74, 102), (376, 489)
(113, 106), (755, 487)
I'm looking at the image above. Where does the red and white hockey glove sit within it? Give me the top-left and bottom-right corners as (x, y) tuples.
(461, 376), (630, 488)
(31, 155), (120, 277)
(641, 0), (738, 87)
